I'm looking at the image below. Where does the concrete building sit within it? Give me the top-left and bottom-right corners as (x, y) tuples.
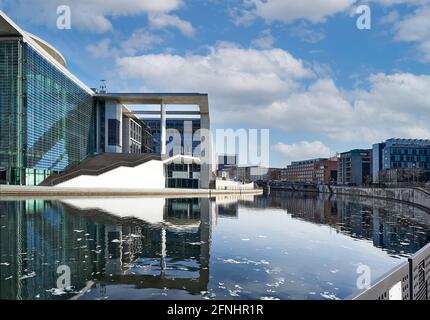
(337, 149), (372, 186)
(216, 154), (238, 179)
(217, 154), (238, 172)
(0, 11), (212, 189)
(372, 139), (430, 184)
(285, 158), (337, 184)
(235, 166), (270, 182)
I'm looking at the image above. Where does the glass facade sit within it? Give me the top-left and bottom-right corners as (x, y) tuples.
(0, 39), (95, 185)
(143, 119), (201, 155)
(167, 163), (200, 189)
(0, 40), (23, 184)
(386, 147), (430, 170)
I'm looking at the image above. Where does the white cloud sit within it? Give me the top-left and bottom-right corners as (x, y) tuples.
(148, 13), (195, 37)
(392, 6), (430, 62)
(289, 22), (326, 43)
(116, 42), (314, 107)
(245, 0), (357, 24)
(114, 44), (430, 146)
(273, 141), (334, 165)
(251, 29), (276, 49)
(86, 39), (114, 59)
(7, 0), (189, 34)
(121, 29), (164, 54)
(86, 30), (163, 58)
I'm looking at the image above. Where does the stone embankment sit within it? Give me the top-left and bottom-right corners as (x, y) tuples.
(318, 185), (430, 211)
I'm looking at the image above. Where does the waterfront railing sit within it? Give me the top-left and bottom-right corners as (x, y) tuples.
(348, 242), (430, 300)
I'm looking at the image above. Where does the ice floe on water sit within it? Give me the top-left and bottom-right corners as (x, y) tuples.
(320, 292), (340, 300)
(228, 289), (240, 297)
(260, 296), (280, 300)
(266, 277), (285, 288)
(46, 287), (74, 296)
(189, 241), (205, 246)
(264, 267), (281, 275)
(220, 257), (270, 266)
(19, 272), (36, 280)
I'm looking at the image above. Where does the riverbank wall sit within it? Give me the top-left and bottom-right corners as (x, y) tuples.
(318, 185), (430, 211)
(0, 185), (263, 198)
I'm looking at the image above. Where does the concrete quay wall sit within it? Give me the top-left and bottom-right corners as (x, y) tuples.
(0, 185), (263, 197)
(318, 185), (430, 211)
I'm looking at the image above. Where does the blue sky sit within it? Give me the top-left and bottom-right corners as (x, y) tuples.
(2, 0), (430, 167)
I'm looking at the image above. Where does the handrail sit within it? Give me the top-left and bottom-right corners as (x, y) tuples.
(48, 154), (160, 186)
(347, 241), (430, 300)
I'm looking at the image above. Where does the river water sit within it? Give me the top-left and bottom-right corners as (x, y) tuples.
(1, 191), (429, 300)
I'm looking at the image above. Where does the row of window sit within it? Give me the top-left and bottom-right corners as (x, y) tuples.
(388, 148), (430, 156)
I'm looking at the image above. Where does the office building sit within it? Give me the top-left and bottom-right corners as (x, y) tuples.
(372, 139), (430, 184)
(285, 158), (337, 184)
(337, 149), (372, 186)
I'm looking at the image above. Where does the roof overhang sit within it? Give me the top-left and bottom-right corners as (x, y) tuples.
(95, 93), (209, 114)
(0, 10), (21, 37)
(162, 155), (202, 165)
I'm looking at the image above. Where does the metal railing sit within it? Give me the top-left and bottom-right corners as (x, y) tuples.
(348, 242), (430, 300)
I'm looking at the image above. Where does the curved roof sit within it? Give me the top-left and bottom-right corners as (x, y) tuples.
(25, 32), (67, 67)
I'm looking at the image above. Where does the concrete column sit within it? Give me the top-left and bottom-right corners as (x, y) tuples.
(199, 113), (212, 189)
(161, 103), (166, 155)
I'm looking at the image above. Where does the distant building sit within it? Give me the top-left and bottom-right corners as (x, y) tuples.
(268, 168), (283, 181)
(372, 139), (430, 184)
(337, 149), (372, 186)
(285, 158), (337, 184)
(217, 154), (238, 170)
(235, 166), (270, 182)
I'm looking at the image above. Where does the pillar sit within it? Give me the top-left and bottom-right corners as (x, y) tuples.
(199, 113), (212, 189)
(161, 103), (166, 155)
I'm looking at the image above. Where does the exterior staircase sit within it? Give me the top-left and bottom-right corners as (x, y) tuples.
(40, 153), (161, 186)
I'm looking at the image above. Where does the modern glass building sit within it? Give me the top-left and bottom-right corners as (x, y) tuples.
(372, 139), (430, 183)
(337, 149), (372, 186)
(0, 14), (96, 185)
(0, 11), (212, 189)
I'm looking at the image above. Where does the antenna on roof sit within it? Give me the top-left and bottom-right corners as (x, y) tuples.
(99, 80), (107, 93)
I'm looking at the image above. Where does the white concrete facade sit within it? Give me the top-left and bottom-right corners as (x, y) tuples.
(215, 179), (255, 190)
(56, 160), (165, 189)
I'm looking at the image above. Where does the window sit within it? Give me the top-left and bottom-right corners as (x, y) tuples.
(108, 119), (120, 146)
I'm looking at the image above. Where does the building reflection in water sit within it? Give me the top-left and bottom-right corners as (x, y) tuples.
(0, 197), (214, 300)
(1, 192), (429, 300)
(249, 191), (430, 256)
